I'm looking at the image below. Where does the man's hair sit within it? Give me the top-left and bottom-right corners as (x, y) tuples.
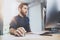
(18, 3), (28, 9)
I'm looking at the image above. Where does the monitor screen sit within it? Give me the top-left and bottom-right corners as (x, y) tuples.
(46, 0), (58, 28)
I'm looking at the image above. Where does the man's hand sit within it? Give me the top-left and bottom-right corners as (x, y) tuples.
(16, 27), (26, 36)
(10, 27), (26, 37)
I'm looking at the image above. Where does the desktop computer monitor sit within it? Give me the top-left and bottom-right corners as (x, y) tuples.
(45, 0), (60, 33)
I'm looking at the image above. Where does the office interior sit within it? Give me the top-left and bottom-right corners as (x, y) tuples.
(1, 0), (60, 40)
(0, 0), (44, 35)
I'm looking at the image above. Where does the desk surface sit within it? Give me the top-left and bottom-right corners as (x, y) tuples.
(0, 34), (60, 40)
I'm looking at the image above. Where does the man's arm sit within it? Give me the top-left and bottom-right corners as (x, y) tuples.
(9, 18), (26, 36)
(9, 28), (20, 36)
(10, 27), (27, 37)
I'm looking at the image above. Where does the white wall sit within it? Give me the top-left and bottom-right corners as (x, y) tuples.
(29, 4), (42, 33)
(2, 0), (19, 34)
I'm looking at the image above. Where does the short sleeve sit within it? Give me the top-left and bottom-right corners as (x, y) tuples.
(9, 18), (18, 29)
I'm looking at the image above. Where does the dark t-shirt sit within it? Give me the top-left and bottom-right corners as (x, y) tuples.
(10, 15), (31, 32)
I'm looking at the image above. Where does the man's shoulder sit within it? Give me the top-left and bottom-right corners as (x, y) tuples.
(11, 15), (18, 21)
(13, 15), (19, 19)
(15, 15), (19, 18)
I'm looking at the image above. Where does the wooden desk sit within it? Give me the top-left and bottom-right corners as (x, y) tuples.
(0, 34), (60, 40)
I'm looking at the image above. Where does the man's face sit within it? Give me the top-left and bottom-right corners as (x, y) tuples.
(19, 5), (28, 16)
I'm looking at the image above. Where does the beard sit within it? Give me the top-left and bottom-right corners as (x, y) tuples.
(20, 11), (27, 17)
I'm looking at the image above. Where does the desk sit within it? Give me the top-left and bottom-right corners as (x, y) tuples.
(0, 34), (60, 40)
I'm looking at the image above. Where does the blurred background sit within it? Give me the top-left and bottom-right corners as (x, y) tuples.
(0, 0), (46, 35)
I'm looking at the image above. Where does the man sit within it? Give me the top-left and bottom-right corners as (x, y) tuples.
(9, 3), (31, 37)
